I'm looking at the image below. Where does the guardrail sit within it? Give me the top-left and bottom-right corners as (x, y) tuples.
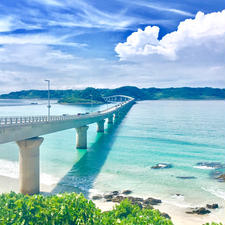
(0, 99), (133, 127)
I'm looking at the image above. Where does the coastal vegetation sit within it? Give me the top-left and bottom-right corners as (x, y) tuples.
(0, 87), (225, 104)
(0, 192), (222, 225)
(0, 192), (172, 225)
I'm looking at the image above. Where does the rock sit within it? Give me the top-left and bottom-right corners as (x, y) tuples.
(111, 191), (119, 196)
(151, 163), (172, 169)
(206, 204), (219, 209)
(142, 204), (154, 209)
(144, 197), (162, 205)
(176, 176), (196, 179)
(112, 195), (125, 203)
(135, 201), (143, 209)
(216, 174), (225, 182)
(104, 194), (114, 201)
(160, 212), (171, 219)
(92, 195), (102, 200)
(122, 190), (132, 195)
(186, 207), (211, 215)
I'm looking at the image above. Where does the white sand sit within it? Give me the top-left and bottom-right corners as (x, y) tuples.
(93, 198), (225, 225)
(0, 175), (224, 225)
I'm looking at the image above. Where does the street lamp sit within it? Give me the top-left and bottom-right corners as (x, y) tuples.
(90, 94), (93, 112)
(44, 80), (51, 121)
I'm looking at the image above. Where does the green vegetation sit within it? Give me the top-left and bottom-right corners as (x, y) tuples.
(0, 192), (221, 224)
(204, 223), (224, 225)
(0, 192), (172, 225)
(1, 86), (225, 104)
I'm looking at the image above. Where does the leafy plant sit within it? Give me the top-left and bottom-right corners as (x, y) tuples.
(0, 192), (173, 225)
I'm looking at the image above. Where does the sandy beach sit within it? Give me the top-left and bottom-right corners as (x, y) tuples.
(93, 198), (225, 225)
(0, 175), (224, 225)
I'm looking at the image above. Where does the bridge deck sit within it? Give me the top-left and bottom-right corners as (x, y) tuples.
(0, 99), (134, 144)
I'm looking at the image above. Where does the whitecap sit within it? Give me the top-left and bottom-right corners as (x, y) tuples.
(193, 166), (215, 170)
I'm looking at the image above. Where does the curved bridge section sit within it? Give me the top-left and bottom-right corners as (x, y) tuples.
(103, 95), (132, 103)
(0, 96), (135, 195)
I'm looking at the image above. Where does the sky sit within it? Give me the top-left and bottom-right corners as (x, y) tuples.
(0, 0), (225, 93)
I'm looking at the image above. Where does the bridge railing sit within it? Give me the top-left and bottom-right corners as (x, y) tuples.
(0, 98), (134, 127)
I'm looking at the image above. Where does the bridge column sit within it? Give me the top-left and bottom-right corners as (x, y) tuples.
(108, 115), (113, 124)
(16, 137), (44, 195)
(76, 126), (89, 149)
(97, 120), (105, 133)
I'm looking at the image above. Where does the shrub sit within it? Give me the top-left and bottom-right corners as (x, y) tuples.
(0, 192), (173, 225)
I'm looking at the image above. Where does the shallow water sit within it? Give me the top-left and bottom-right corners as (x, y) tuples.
(0, 100), (225, 208)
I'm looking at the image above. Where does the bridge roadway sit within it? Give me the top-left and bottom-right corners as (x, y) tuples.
(0, 96), (135, 195)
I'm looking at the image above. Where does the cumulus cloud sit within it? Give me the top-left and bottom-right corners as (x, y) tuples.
(115, 9), (225, 60)
(114, 9), (225, 88)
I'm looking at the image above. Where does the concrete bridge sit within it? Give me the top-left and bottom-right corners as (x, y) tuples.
(103, 95), (131, 103)
(0, 96), (135, 195)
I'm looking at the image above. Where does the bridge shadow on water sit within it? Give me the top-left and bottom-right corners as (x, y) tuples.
(51, 117), (124, 198)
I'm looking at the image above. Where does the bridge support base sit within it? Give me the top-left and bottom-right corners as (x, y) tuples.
(108, 115), (113, 124)
(97, 120), (105, 133)
(76, 126), (89, 149)
(16, 137), (44, 195)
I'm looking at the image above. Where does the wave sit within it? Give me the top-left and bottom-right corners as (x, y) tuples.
(193, 166), (215, 170)
(0, 159), (60, 186)
(202, 187), (225, 200)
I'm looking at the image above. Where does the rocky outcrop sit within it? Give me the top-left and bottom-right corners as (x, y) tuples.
(122, 190), (132, 195)
(92, 195), (102, 200)
(186, 207), (211, 215)
(144, 197), (162, 205)
(206, 204), (219, 209)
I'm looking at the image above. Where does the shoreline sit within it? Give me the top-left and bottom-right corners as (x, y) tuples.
(0, 175), (224, 225)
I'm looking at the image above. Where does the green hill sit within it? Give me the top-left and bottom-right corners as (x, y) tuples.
(0, 86), (225, 104)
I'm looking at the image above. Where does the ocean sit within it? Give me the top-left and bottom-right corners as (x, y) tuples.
(0, 99), (225, 209)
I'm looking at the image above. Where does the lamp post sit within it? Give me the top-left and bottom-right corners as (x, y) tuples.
(90, 94), (93, 112)
(44, 80), (51, 121)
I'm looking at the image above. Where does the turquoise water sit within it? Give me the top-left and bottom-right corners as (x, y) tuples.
(0, 100), (225, 207)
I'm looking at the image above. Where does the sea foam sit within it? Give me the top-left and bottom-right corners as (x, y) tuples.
(0, 159), (60, 186)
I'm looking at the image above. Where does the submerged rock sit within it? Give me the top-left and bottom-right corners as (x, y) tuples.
(206, 204), (219, 209)
(151, 163), (172, 169)
(122, 190), (132, 195)
(176, 176), (196, 179)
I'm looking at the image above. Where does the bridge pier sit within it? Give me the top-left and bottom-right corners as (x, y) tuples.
(108, 115), (113, 124)
(16, 137), (44, 195)
(97, 120), (105, 132)
(76, 126), (89, 149)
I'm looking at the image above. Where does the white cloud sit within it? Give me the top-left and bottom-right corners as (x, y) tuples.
(0, 17), (13, 32)
(115, 10), (225, 60)
(114, 9), (225, 88)
(31, 0), (64, 7)
(0, 33), (85, 47)
(132, 1), (194, 17)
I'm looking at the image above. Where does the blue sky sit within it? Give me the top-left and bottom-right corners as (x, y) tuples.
(0, 0), (225, 92)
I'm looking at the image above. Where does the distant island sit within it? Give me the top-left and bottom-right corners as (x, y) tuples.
(0, 86), (225, 104)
